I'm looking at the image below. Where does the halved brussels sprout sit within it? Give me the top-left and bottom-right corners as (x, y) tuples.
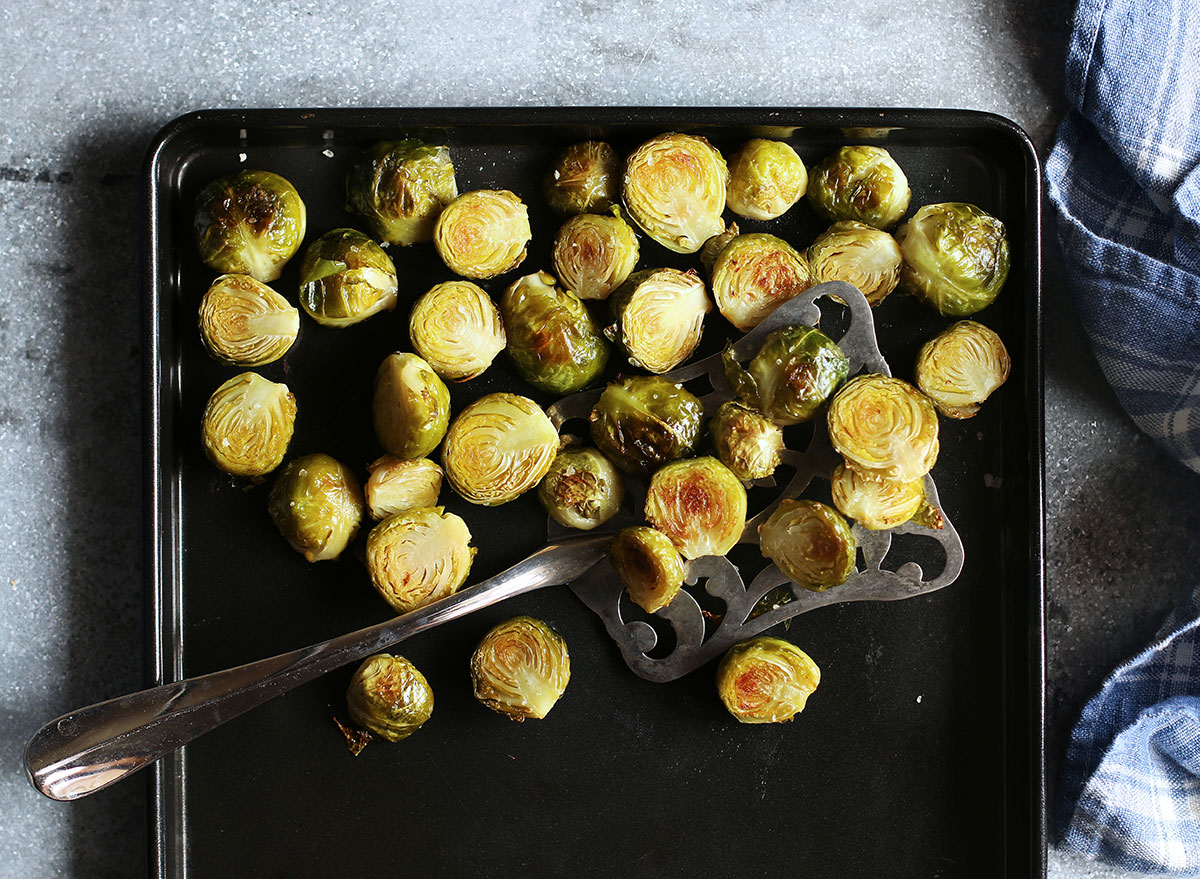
(758, 498), (856, 591)
(298, 228), (398, 328)
(194, 169), (307, 282)
(724, 324), (849, 426)
(201, 372), (296, 476)
(409, 280), (506, 381)
(364, 456), (443, 520)
(645, 457), (747, 560)
(544, 141), (621, 216)
(725, 139), (808, 221)
(827, 374), (940, 482)
(198, 274), (300, 366)
(608, 526), (686, 614)
(829, 463), (943, 531)
(709, 233), (812, 332)
(914, 320), (1011, 418)
(346, 653), (434, 742)
(716, 637), (821, 723)
(433, 189), (531, 279)
(807, 221), (903, 307)
(470, 616), (570, 720)
(442, 393), (560, 506)
(538, 446), (624, 531)
(366, 506), (474, 613)
(807, 145), (911, 229)
(550, 208), (640, 301)
(896, 203), (1011, 317)
(710, 401), (784, 482)
(622, 132), (728, 254)
(500, 271), (610, 395)
(345, 139), (458, 246)
(608, 268), (712, 374)
(372, 352), (451, 459)
(589, 375), (705, 475)
(267, 453), (363, 562)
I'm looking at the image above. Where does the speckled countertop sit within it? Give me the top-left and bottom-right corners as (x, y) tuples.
(2, 1), (1195, 877)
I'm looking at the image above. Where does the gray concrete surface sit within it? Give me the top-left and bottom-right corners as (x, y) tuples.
(2, 0), (1194, 876)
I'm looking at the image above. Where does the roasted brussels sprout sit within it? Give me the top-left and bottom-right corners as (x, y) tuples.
(298, 228), (398, 328)
(622, 132), (728, 254)
(538, 446), (624, 531)
(409, 280), (506, 381)
(807, 221), (903, 307)
(198, 274), (300, 366)
(710, 401), (784, 482)
(724, 324), (849, 426)
(716, 637), (820, 723)
(500, 271), (610, 395)
(364, 456), (444, 520)
(267, 453), (364, 562)
(366, 507), (474, 613)
(725, 139), (808, 221)
(709, 233), (812, 331)
(201, 372), (296, 477)
(829, 463), (943, 531)
(807, 145), (911, 229)
(827, 374), (940, 482)
(645, 457), (747, 560)
(433, 189), (531, 279)
(442, 393), (560, 506)
(346, 653), (434, 742)
(550, 209), (640, 301)
(608, 268), (712, 374)
(470, 616), (570, 720)
(544, 141), (621, 216)
(345, 139), (458, 246)
(758, 499), (856, 591)
(914, 320), (1011, 418)
(194, 169), (307, 282)
(608, 526), (686, 614)
(896, 203), (1011, 317)
(589, 375), (705, 475)
(372, 352), (451, 459)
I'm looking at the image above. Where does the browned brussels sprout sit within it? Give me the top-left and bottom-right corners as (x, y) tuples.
(807, 220), (903, 307)
(807, 145), (911, 229)
(758, 499), (856, 591)
(608, 526), (686, 614)
(724, 325), (849, 426)
(298, 228), (398, 328)
(826, 374), (940, 482)
(267, 453), (364, 562)
(345, 139), (458, 246)
(589, 375), (705, 475)
(623, 132), (728, 254)
(346, 653), (434, 742)
(372, 352), (451, 459)
(716, 637), (821, 723)
(914, 320), (1011, 418)
(364, 456), (444, 521)
(538, 446), (624, 531)
(829, 463), (943, 531)
(644, 457), (747, 560)
(470, 616), (571, 720)
(366, 507), (474, 613)
(896, 203), (1010, 316)
(608, 268), (712, 374)
(544, 141), (621, 216)
(725, 139), (808, 221)
(710, 401), (784, 482)
(550, 208), (640, 301)
(709, 233), (812, 331)
(201, 372), (296, 477)
(194, 169), (306, 282)
(409, 280), (506, 381)
(198, 274), (299, 367)
(434, 189), (531, 279)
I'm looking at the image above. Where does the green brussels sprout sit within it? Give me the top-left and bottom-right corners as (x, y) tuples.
(608, 526), (686, 614)
(364, 456), (444, 521)
(758, 499), (856, 591)
(645, 456), (747, 560)
(346, 653), (434, 742)
(716, 637), (821, 723)
(829, 462), (943, 531)
(537, 446), (625, 531)
(194, 169), (307, 282)
(914, 320), (1011, 418)
(366, 507), (475, 613)
(433, 189), (531, 279)
(896, 203), (1011, 316)
(267, 453), (364, 562)
(197, 274), (300, 367)
(724, 324), (850, 426)
(709, 401), (784, 482)
(543, 141), (621, 216)
(589, 375), (705, 475)
(471, 616), (570, 720)
(372, 352), (451, 459)
(551, 208), (640, 301)
(608, 268), (712, 374)
(345, 139), (458, 246)
(409, 280), (506, 381)
(827, 374), (940, 482)
(201, 372), (296, 477)
(807, 220), (903, 307)
(443, 393), (560, 506)
(500, 271), (610, 395)
(622, 132), (728, 254)
(807, 145), (911, 229)
(298, 228), (398, 328)
(709, 233), (812, 332)
(725, 139), (808, 221)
